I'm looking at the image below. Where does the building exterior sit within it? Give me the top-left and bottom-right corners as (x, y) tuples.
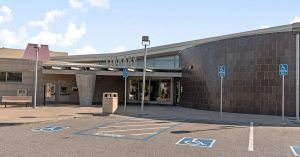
(1, 23), (300, 116)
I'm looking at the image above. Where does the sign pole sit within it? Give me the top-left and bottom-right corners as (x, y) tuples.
(296, 33), (299, 121)
(124, 76), (127, 113)
(221, 76), (223, 117)
(218, 66), (225, 118)
(279, 64), (288, 121)
(123, 68), (128, 114)
(282, 75), (285, 121)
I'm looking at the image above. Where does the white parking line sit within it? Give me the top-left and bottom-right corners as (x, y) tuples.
(248, 122), (254, 151)
(131, 118), (172, 121)
(118, 121), (170, 124)
(99, 127), (169, 133)
(131, 132), (157, 136)
(98, 123), (177, 129)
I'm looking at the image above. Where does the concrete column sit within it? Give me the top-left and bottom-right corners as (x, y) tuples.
(76, 72), (96, 105)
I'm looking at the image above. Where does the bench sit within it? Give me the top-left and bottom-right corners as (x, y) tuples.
(2, 96), (32, 108)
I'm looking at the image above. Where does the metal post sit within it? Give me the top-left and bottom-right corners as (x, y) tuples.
(43, 85), (46, 106)
(296, 33), (299, 121)
(33, 46), (39, 108)
(282, 75), (285, 121)
(124, 77), (127, 113)
(141, 45), (147, 114)
(220, 76), (223, 117)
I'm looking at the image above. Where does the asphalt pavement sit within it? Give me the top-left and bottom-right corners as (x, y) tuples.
(0, 113), (299, 157)
(1, 104), (300, 156)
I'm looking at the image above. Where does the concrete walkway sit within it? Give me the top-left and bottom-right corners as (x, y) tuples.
(118, 105), (300, 126)
(0, 104), (299, 126)
(0, 104), (101, 124)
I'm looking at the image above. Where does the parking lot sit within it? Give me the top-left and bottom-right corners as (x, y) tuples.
(0, 114), (300, 157)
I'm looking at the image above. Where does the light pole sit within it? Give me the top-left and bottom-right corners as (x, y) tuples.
(141, 36), (150, 114)
(33, 44), (40, 108)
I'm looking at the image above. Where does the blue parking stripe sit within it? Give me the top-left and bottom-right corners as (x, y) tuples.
(73, 118), (133, 135)
(143, 121), (183, 141)
(73, 117), (183, 141)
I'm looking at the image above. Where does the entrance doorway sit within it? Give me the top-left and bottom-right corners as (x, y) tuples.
(150, 80), (159, 101)
(128, 78), (173, 104)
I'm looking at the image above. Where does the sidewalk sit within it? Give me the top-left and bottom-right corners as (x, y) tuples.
(0, 104), (101, 124)
(117, 105), (300, 126)
(0, 104), (299, 126)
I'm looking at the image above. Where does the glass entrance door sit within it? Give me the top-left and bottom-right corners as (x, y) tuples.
(150, 80), (159, 101)
(139, 80), (150, 101)
(128, 78), (172, 104)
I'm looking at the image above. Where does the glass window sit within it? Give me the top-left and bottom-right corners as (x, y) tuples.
(154, 60), (175, 68)
(154, 56), (175, 61)
(158, 80), (171, 102)
(146, 59), (154, 67)
(7, 72), (22, 82)
(0, 72), (6, 82)
(134, 55), (181, 69)
(136, 60), (143, 68)
(129, 80), (139, 100)
(175, 60), (180, 68)
(139, 80), (150, 101)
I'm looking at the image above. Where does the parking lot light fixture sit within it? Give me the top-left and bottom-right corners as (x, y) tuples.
(141, 36), (150, 114)
(33, 44), (40, 109)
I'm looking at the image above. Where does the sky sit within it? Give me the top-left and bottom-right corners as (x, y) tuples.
(0, 0), (300, 55)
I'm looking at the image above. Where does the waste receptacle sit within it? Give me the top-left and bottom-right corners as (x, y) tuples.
(102, 93), (118, 114)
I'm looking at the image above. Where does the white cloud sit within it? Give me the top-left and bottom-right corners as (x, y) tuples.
(0, 6), (12, 24)
(27, 31), (63, 46)
(88, 0), (109, 9)
(73, 45), (98, 55)
(64, 23), (86, 45)
(259, 26), (270, 29)
(27, 22), (86, 46)
(291, 16), (300, 24)
(111, 46), (127, 53)
(69, 0), (83, 9)
(0, 26), (27, 47)
(68, 0), (109, 10)
(28, 10), (66, 30)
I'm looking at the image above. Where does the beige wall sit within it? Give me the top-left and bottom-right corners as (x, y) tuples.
(0, 58), (36, 105)
(42, 74), (78, 104)
(0, 58), (125, 105)
(0, 58), (77, 106)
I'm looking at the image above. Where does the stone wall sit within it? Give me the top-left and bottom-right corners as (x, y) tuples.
(180, 32), (297, 116)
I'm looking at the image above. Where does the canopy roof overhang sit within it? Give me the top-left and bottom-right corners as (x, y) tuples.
(42, 61), (182, 78)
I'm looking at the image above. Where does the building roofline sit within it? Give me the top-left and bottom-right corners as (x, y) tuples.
(51, 23), (299, 62)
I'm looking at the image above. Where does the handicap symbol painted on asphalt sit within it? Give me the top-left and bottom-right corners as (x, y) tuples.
(290, 146), (300, 156)
(176, 137), (216, 148)
(32, 125), (69, 133)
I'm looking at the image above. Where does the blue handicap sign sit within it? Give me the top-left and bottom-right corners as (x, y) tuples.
(176, 137), (216, 148)
(218, 66), (225, 77)
(290, 146), (300, 156)
(123, 68), (128, 77)
(279, 64), (288, 76)
(32, 125), (69, 133)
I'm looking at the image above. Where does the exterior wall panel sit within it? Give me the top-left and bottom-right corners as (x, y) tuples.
(180, 32), (296, 116)
(94, 76), (124, 103)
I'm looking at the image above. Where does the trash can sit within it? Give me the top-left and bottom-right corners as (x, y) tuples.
(102, 93), (118, 114)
